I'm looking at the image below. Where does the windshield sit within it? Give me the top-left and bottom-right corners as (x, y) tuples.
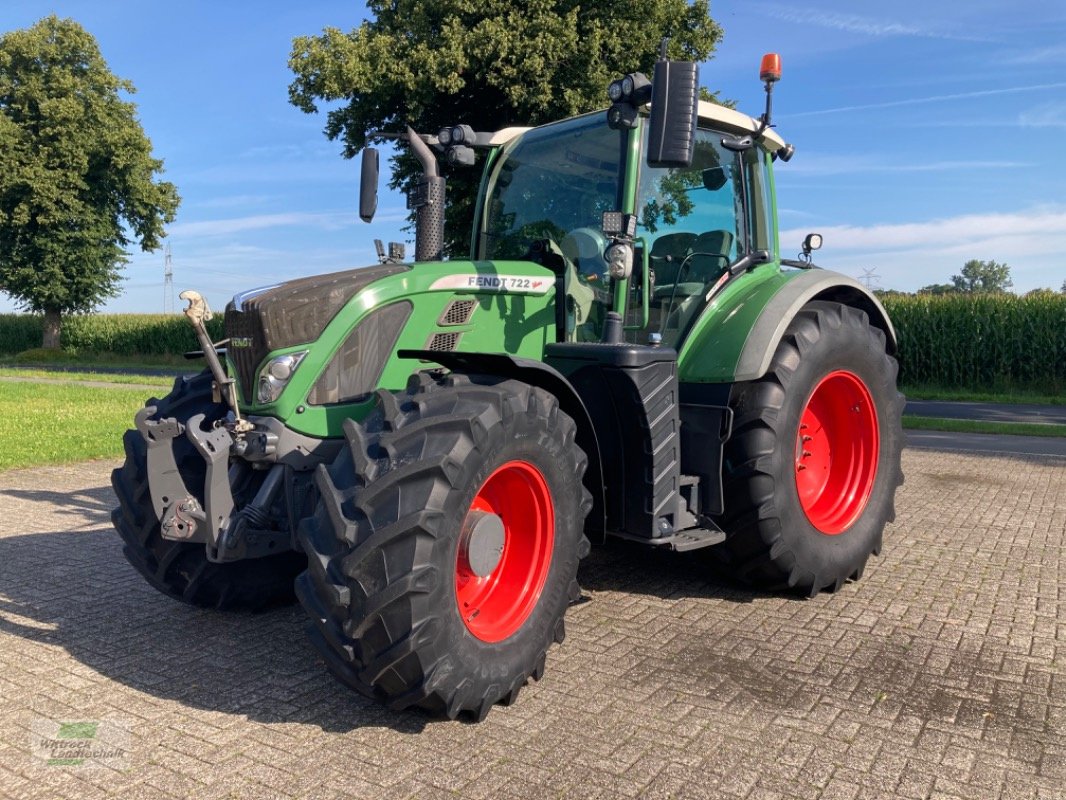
(478, 113), (622, 260)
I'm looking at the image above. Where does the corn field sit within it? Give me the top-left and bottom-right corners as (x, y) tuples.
(880, 293), (1066, 391)
(0, 314), (224, 356)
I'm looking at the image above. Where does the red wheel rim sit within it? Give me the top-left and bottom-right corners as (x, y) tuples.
(455, 460), (554, 643)
(794, 370), (879, 534)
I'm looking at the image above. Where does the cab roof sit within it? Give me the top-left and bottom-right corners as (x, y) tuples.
(486, 102), (786, 151)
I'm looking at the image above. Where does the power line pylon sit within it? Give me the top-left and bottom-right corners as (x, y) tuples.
(859, 267), (881, 292)
(163, 243), (174, 313)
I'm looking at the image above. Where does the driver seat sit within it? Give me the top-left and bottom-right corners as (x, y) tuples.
(687, 230), (734, 284)
(649, 232), (696, 287)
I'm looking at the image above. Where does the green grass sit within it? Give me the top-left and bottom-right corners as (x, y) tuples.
(0, 380), (169, 471)
(0, 367), (184, 386)
(0, 350), (191, 370)
(902, 415), (1066, 438)
(4, 376), (1062, 473)
(902, 384), (1065, 406)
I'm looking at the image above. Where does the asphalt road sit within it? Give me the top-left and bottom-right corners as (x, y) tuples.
(905, 400), (1066, 426)
(903, 399), (1066, 457)
(906, 429), (1066, 458)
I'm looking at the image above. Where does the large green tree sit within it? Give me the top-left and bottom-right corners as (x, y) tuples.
(289, 0), (722, 254)
(0, 16), (179, 348)
(950, 259), (1012, 294)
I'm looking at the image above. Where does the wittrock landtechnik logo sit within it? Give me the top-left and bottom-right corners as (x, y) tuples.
(30, 719), (131, 768)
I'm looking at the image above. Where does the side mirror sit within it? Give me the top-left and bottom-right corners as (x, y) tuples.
(802, 233), (823, 255)
(359, 147), (379, 223)
(646, 55), (699, 169)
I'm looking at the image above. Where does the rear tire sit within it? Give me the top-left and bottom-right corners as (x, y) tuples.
(297, 372), (592, 720)
(715, 301), (904, 595)
(110, 372), (305, 611)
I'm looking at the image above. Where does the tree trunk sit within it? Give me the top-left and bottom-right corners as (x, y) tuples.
(42, 310), (62, 350)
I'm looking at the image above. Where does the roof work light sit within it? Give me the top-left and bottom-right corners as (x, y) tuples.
(607, 71), (652, 130)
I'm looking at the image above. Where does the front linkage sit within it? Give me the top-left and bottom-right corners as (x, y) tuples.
(135, 292), (335, 563)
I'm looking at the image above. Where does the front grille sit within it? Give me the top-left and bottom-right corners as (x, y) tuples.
(224, 309), (269, 401)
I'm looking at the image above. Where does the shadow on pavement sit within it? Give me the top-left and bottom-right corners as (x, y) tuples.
(578, 539), (767, 603)
(0, 485), (117, 524)
(0, 521), (434, 735)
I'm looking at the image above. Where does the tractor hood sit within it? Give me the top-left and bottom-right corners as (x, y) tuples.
(223, 263), (410, 401)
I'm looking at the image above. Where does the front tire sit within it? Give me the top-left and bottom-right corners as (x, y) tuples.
(297, 372), (592, 720)
(715, 301), (904, 595)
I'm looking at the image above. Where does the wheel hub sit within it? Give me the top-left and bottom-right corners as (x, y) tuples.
(461, 511), (506, 578)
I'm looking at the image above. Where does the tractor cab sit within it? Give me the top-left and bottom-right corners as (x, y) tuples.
(473, 100), (787, 348)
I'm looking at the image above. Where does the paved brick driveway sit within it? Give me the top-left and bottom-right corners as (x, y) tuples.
(0, 448), (1063, 799)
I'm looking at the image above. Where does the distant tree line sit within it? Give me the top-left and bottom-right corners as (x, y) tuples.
(870, 260), (1064, 299)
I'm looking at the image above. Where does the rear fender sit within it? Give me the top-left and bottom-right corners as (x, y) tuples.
(678, 268), (896, 383)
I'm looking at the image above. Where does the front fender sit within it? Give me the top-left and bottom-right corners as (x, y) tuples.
(398, 350), (607, 541)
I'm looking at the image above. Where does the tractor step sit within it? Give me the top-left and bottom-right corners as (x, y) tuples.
(608, 526), (726, 552)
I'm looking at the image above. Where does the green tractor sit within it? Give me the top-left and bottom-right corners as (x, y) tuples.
(112, 51), (903, 720)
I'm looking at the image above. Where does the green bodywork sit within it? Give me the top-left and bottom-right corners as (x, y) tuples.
(230, 258), (557, 438)
(231, 112), (865, 439)
(678, 263), (800, 382)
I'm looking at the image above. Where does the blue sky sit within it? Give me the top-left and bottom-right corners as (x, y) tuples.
(1, 1), (1063, 313)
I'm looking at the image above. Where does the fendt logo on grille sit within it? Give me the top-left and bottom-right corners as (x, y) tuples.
(229, 337), (253, 348)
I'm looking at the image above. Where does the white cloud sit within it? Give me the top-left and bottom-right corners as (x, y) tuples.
(194, 194), (277, 210)
(115, 239), (405, 314)
(781, 155), (1030, 176)
(778, 208), (818, 220)
(238, 141), (339, 161)
(783, 207), (1066, 292)
(167, 208), (412, 239)
(1003, 44), (1066, 65)
(786, 82), (1066, 118)
(1018, 101), (1066, 129)
(168, 212), (354, 238)
(180, 159), (358, 186)
(755, 4), (989, 42)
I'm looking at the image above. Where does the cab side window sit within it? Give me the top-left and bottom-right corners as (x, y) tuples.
(637, 128), (741, 291)
(636, 128), (743, 346)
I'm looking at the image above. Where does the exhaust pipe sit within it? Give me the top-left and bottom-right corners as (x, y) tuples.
(405, 126), (446, 261)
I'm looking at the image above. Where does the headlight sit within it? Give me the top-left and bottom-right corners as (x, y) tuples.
(257, 351), (307, 404)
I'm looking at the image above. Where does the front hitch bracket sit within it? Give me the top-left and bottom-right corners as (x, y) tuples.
(136, 404), (237, 548)
(185, 413), (237, 549)
(135, 405), (205, 541)
(179, 290), (253, 433)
